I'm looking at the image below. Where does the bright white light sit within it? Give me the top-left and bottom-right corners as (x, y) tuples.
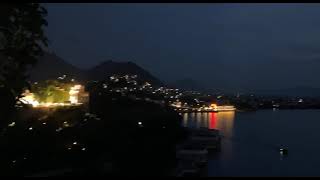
(82, 148), (86, 151)
(73, 141), (77, 145)
(138, 122), (142, 125)
(69, 84), (82, 104)
(29, 127), (33, 130)
(19, 91), (40, 107)
(20, 84), (84, 108)
(8, 122), (15, 127)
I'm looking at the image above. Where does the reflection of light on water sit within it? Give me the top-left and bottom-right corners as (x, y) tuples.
(216, 111), (235, 137)
(191, 112), (195, 119)
(183, 113), (188, 127)
(209, 112), (216, 129)
(182, 111), (235, 137)
(196, 113), (202, 128)
(217, 111), (235, 121)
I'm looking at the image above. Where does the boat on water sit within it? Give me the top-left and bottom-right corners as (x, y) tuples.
(174, 103), (236, 113)
(213, 105), (236, 112)
(195, 105), (236, 112)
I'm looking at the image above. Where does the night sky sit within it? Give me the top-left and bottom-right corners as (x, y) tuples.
(45, 3), (320, 91)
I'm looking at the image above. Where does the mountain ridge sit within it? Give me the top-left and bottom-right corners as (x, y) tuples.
(27, 52), (162, 86)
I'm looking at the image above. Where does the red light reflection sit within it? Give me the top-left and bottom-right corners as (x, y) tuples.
(209, 112), (217, 129)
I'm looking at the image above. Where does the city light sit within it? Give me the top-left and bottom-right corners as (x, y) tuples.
(69, 84), (82, 104)
(19, 84), (84, 108)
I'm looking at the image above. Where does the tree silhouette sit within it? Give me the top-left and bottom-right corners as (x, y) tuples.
(0, 3), (48, 128)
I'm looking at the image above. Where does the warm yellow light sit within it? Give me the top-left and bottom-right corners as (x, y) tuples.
(211, 103), (217, 108)
(20, 91), (40, 107)
(20, 84), (84, 108)
(69, 84), (81, 104)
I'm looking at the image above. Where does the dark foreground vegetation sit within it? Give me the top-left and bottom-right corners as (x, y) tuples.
(0, 90), (187, 176)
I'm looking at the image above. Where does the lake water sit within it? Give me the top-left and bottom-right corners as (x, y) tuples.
(182, 110), (320, 176)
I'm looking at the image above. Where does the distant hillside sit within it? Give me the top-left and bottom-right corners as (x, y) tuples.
(27, 52), (86, 82)
(87, 60), (162, 86)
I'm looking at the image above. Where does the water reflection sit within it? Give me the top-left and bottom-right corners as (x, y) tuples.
(182, 113), (188, 127)
(182, 111), (235, 137)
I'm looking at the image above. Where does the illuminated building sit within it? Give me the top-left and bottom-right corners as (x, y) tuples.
(19, 84), (88, 108)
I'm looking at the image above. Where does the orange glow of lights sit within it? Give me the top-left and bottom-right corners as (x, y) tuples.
(210, 103), (217, 108)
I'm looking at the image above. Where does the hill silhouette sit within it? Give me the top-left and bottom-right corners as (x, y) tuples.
(27, 52), (85, 82)
(88, 60), (162, 85)
(27, 53), (162, 86)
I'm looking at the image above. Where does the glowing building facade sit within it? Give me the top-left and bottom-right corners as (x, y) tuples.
(20, 84), (88, 108)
